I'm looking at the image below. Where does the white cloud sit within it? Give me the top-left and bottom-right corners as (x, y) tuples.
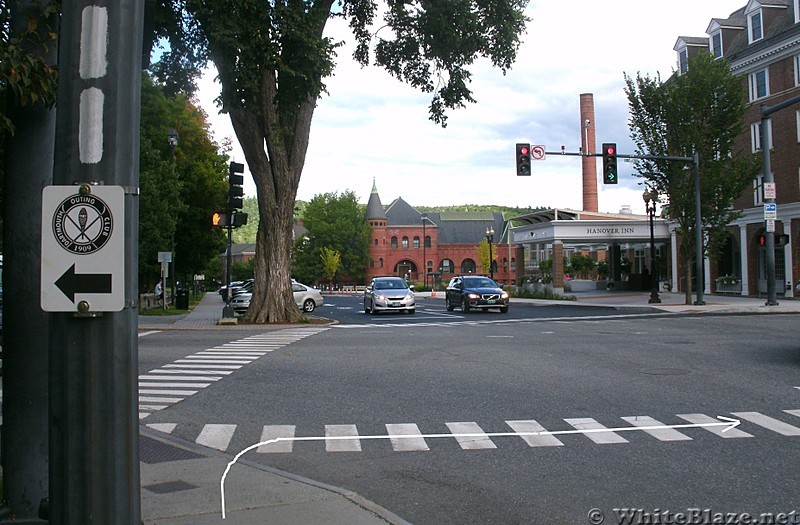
(195, 0), (741, 215)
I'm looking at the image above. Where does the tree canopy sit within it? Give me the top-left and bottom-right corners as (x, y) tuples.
(625, 52), (758, 303)
(150, 0), (530, 322)
(292, 190), (370, 286)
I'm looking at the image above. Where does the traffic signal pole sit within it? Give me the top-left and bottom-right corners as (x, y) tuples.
(50, 1), (143, 522)
(527, 147), (704, 304)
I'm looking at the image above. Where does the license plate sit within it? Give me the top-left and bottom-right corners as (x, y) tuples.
(487, 300), (495, 304)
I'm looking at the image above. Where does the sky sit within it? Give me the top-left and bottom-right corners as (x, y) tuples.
(195, 0), (742, 216)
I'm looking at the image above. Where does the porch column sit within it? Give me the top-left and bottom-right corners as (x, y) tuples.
(704, 253), (712, 295)
(670, 230), (678, 293)
(739, 224), (749, 296)
(784, 221), (793, 298)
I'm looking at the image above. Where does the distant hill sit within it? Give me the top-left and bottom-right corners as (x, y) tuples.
(415, 205), (547, 220)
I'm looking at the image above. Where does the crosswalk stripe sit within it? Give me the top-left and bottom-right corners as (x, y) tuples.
(620, 416), (692, 441)
(325, 425), (362, 452)
(506, 420), (564, 447)
(446, 422), (496, 450)
(676, 414), (753, 438)
(196, 424), (237, 451)
(139, 404), (168, 411)
(139, 375), (223, 381)
(564, 418), (629, 444)
(256, 425), (296, 453)
(730, 412), (800, 436)
(139, 413), (150, 419)
(175, 359), (252, 365)
(139, 389), (198, 396)
(784, 409), (800, 419)
(146, 423), (177, 434)
(139, 396), (183, 404)
(148, 369), (233, 375)
(139, 382), (211, 388)
(164, 364), (242, 369)
(386, 423), (429, 451)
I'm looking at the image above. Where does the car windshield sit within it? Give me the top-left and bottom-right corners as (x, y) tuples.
(463, 277), (497, 288)
(374, 278), (408, 290)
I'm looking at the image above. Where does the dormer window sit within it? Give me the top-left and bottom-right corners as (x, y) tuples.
(679, 49), (689, 74)
(749, 10), (763, 42)
(711, 32), (723, 58)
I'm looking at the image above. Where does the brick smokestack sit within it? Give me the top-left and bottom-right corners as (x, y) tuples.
(580, 93), (598, 212)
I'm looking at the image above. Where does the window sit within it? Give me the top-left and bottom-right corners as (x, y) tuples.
(797, 110), (800, 142)
(754, 175), (765, 206)
(370, 259), (374, 268)
(439, 259), (453, 274)
(374, 238), (378, 246)
(379, 258), (384, 268)
(511, 258), (516, 272)
(749, 10), (763, 42)
(391, 236), (398, 249)
(711, 32), (723, 58)
(461, 259), (476, 274)
(751, 120), (773, 153)
(503, 258), (508, 272)
(424, 236), (431, 248)
(678, 49), (689, 75)
(634, 248), (647, 274)
(795, 55), (800, 86)
(402, 236), (409, 248)
(796, 0), (800, 23)
(413, 236), (420, 249)
(749, 68), (769, 101)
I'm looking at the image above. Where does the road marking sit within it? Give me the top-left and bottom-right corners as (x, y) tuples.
(139, 375), (223, 381)
(139, 382), (211, 388)
(676, 414), (753, 438)
(325, 425), (361, 452)
(386, 424), (429, 451)
(139, 396), (183, 404)
(730, 412), (800, 436)
(139, 389), (198, 396)
(506, 420), (564, 447)
(146, 369), (233, 375)
(146, 423), (177, 434)
(164, 364), (243, 369)
(620, 416), (692, 441)
(446, 422), (496, 450)
(486, 335), (513, 338)
(256, 425), (296, 453)
(564, 418), (629, 444)
(197, 424), (236, 451)
(138, 331), (160, 338)
(784, 409), (800, 419)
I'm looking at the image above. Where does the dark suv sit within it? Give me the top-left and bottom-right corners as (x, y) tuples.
(445, 275), (509, 313)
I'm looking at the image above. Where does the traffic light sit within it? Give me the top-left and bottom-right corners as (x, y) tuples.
(228, 161), (245, 210)
(212, 211), (229, 227)
(231, 212), (248, 228)
(602, 143), (618, 184)
(516, 143), (531, 176)
(762, 234), (790, 247)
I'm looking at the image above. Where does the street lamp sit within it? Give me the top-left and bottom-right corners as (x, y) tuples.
(642, 189), (661, 304)
(485, 226), (495, 280)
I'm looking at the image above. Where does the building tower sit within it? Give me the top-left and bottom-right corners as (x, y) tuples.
(580, 93), (598, 212)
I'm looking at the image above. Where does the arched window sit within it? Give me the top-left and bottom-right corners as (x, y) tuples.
(461, 259), (476, 274)
(379, 258), (384, 268)
(503, 258), (508, 272)
(510, 258), (516, 272)
(391, 237), (398, 249)
(413, 236), (420, 248)
(424, 236), (431, 248)
(374, 238), (378, 246)
(402, 236), (409, 248)
(370, 260), (374, 268)
(439, 259), (453, 274)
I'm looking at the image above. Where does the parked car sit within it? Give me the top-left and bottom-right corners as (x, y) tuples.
(230, 281), (323, 314)
(363, 276), (415, 315)
(445, 275), (509, 313)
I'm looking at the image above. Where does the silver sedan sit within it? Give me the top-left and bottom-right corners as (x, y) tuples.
(229, 281), (324, 314)
(364, 277), (415, 315)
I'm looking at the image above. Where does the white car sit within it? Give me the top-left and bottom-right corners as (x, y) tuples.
(230, 281), (324, 314)
(363, 276), (415, 315)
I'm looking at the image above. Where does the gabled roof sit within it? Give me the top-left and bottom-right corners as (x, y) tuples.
(385, 197), (421, 226)
(674, 36), (709, 51)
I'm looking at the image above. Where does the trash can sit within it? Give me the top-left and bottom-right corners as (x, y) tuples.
(176, 288), (190, 310)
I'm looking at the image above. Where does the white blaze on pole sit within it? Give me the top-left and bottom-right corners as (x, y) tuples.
(78, 6), (108, 164)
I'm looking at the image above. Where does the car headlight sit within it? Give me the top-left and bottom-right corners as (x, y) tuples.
(467, 293), (479, 299)
(376, 294), (385, 301)
(501, 292), (509, 299)
(405, 293), (414, 301)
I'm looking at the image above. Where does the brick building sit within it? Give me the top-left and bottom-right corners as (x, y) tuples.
(674, 0), (800, 297)
(365, 181), (518, 287)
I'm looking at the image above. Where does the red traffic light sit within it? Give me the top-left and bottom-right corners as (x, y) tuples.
(606, 145), (616, 155)
(519, 145), (530, 155)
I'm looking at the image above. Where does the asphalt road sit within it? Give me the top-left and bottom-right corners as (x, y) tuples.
(139, 298), (800, 524)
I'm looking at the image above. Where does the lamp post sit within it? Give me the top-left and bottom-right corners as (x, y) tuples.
(643, 189), (661, 304)
(485, 226), (495, 280)
(165, 128), (179, 307)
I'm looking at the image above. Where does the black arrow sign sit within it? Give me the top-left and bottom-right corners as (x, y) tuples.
(55, 264), (112, 302)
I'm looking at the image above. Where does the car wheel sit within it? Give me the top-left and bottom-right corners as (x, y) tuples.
(499, 306), (509, 313)
(364, 301), (370, 314)
(446, 297), (454, 311)
(303, 299), (316, 313)
(369, 301), (377, 315)
(408, 309), (415, 314)
(462, 297), (470, 313)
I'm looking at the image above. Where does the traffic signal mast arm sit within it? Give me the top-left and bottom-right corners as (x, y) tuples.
(541, 149), (693, 162)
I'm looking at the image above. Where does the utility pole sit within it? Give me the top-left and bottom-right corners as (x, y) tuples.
(48, 1), (143, 522)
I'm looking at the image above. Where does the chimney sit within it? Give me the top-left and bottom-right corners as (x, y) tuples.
(580, 94), (598, 212)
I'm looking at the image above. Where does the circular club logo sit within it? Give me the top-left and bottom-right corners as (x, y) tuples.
(52, 194), (113, 254)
